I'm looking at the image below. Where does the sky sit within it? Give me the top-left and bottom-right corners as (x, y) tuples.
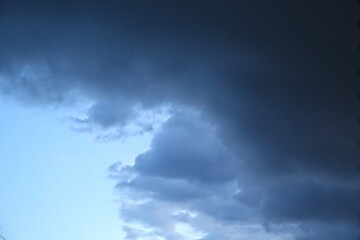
(0, 1), (360, 240)
(0, 98), (152, 240)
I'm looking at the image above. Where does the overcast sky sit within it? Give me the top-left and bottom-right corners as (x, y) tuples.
(0, 1), (360, 240)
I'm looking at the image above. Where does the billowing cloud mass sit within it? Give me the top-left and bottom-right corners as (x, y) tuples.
(1, 0), (360, 239)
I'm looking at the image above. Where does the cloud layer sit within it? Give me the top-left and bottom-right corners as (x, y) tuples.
(1, 1), (360, 239)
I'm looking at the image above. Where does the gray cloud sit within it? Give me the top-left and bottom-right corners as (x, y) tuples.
(133, 111), (239, 184)
(1, 0), (360, 239)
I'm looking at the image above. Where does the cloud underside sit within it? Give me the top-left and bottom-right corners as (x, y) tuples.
(1, 1), (360, 239)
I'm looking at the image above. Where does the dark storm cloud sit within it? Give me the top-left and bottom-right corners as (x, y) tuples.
(262, 181), (359, 224)
(1, 0), (360, 239)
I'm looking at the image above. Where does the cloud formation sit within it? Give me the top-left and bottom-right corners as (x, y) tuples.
(1, 0), (360, 239)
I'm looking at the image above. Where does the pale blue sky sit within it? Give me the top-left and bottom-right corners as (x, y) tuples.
(0, 98), (150, 240)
